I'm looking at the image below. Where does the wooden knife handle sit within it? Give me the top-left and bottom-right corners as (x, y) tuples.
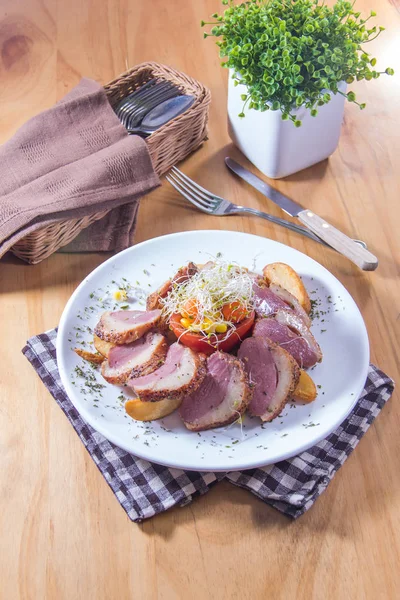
(297, 210), (378, 271)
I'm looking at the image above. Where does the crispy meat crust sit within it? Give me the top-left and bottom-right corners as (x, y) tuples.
(136, 351), (207, 402)
(183, 354), (253, 432)
(93, 334), (115, 358)
(94, 311), (161, 345)
(100, 336), (168, 385)
(146, 262), (199, 311)
(146, 280), (171, 311)
(257, 343), (300, 422)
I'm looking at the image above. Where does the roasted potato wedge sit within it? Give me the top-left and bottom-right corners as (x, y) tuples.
(125, 396), (183, 422)
(93, 334), (115, 358)
(263, 262), (311, 314)
(74, 348), (104, 364)
(292, 370), (317, 403)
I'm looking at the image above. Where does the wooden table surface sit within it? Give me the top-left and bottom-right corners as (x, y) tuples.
(1, 0), (399, 598)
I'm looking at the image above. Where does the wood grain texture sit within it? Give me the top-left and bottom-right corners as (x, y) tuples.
(0, 0), (399, 598)
(297, 210), (379, 270)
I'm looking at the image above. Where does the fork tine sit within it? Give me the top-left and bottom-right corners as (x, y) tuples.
(166, 174), (212, 210)
(171, 167), (218, 202)
(166, 176), (213, 213)
(167, 172), (214, 209)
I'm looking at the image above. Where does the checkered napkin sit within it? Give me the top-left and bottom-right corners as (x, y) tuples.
(22, 329), (394, 521)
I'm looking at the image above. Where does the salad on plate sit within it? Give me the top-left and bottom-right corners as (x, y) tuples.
(75, 258), (322, 432)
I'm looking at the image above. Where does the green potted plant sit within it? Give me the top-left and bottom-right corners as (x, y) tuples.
(202, 0), (394, 178)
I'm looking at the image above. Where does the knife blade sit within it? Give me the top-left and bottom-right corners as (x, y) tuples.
(225, 156), (378, 271)
(225, 157), (303, 217)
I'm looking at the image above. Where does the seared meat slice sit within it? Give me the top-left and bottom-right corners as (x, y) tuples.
(238, 337), (300, 422)
(253, 315), (321, 368)
(94, 309), (161, 344)
(269, 284), (311, 327)
(146, 280), (171, 312)
(274, 309), (322, 363)
(101, 332), (168, 384)
(172, 261), (199, 284)
(180, 352), (252, 431)
(93, 334), (115, 358)
(128, 342), (206, 401)
(252, 281), (311, 326)
(146, 262), (199, 310)
(252, 280), (288, 317)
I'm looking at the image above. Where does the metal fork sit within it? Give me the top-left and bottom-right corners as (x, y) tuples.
(166, 167), (341, 248)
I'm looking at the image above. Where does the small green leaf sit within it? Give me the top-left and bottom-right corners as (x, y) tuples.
(200, 0), (390, 127)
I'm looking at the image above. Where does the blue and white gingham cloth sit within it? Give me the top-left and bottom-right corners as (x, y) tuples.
(23, 328), (394, 522)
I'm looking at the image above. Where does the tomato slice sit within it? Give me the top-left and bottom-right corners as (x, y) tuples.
(169, 312), (255, 355)
(221, 301), (248, 323)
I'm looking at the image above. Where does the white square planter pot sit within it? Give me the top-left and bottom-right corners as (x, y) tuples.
(228, 73), (347, 179)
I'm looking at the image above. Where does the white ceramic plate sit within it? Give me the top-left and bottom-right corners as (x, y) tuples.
(57, 230), (369, 472)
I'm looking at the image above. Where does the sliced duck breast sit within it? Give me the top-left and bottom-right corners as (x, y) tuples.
(94, 309), (161, 345)
(252, 280), (289, 317)
(128, 342), (206, 401)
(269, 284), (311, 327)
(146, 262), (199, 310)
(180, 352), (252, 431)
(274, 309), (322, 363)
(238, 337), (300, 422)
(253, 317), (320, 368)
(252, 280), (311, 326)
(101, 332), (168, 384)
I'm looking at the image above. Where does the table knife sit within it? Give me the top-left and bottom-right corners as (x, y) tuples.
(225, 157), (378, 271)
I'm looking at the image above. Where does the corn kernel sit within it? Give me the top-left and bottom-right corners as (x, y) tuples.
(180, 318), (192, 329)
(201, 318), (216, 333)
(215, 323), (227, 333)
(113, 289), (128, 301)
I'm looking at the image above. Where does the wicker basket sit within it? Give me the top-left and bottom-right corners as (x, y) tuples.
(10, 62), (211, 264)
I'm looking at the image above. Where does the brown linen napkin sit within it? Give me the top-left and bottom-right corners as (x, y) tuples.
(59, 202), (140, 253)
(0, 78), (160, 257)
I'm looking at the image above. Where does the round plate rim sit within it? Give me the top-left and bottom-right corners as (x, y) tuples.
(57, 230), (370, 471)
